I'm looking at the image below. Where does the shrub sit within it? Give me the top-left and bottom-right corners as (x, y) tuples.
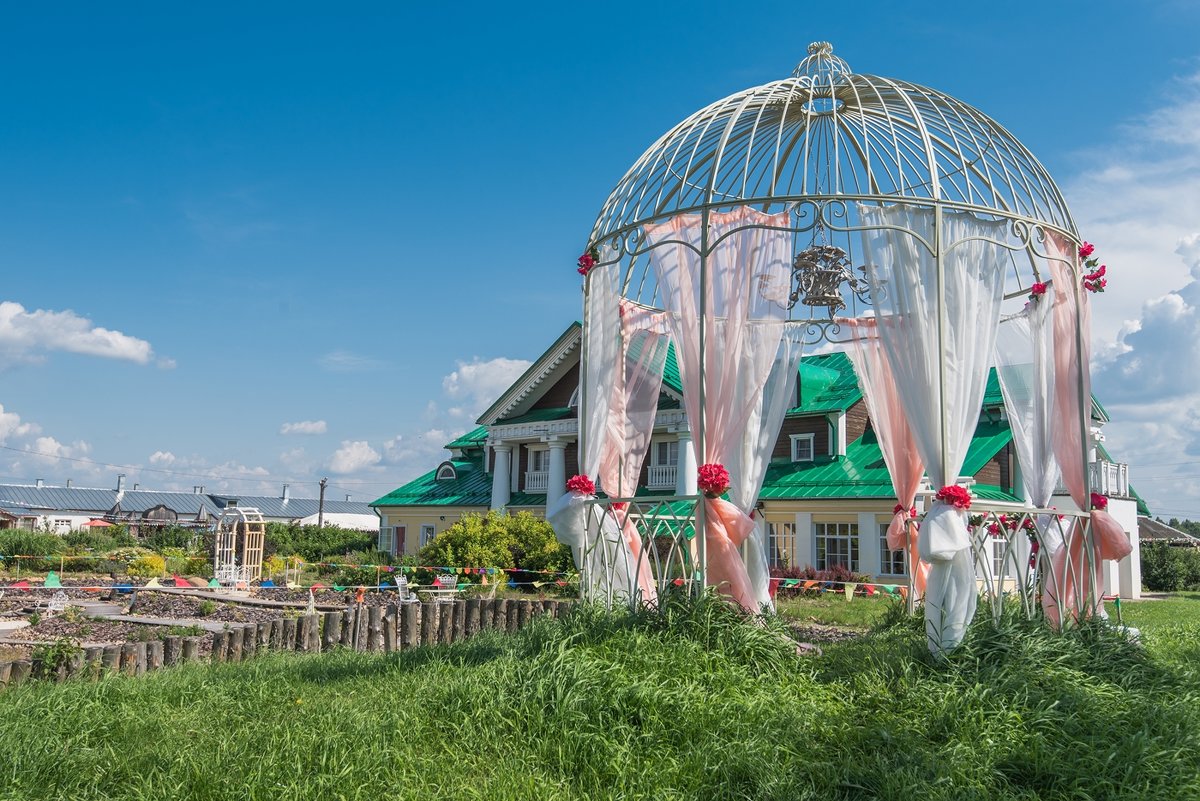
(416, 511), (573, 590)
(1140, 541), (1200, 591)
(197, 600), (217, 617)
(31, 638), (81, 679)
(0, 531), (64, 570)
(261, 554), (287, 579)
(144, 525), (196, 552)
(63, 526), (136, 552)
(264, 523), (377, 561)
(127, 554), (167, 578)
(770, 564), (872, 598)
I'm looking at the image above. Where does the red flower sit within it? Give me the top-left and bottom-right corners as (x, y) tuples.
(934, 484), (972, 510)
(892, 503), (917, 517)
(1029, 282), (1048, 302)
(1079, 242), (1095, 260)
(577, 246), (600, 277)
(1091, 492), (1108, 511)
(697, 463), (730, 498)
(566, 474), (595, 495)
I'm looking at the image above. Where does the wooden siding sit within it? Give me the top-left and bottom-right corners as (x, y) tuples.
(973, 442), (1013, 492)
(530, 362), (579, 410)
(845, 400), (869, 445)
(772, 416), (830, 461)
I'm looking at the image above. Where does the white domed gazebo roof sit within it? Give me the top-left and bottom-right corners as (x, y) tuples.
(592, 42), (1074, 243)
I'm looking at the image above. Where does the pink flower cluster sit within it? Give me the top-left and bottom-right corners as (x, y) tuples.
(1091, 492), (1108, 511)
(697, 463), (730, 498)
(1029, 281), (1048, 303)
(577, 246), (600, 277)
(934, 484), (972, 510)
(1078, 241), (1108, 293)
(566, 474), (595, 495)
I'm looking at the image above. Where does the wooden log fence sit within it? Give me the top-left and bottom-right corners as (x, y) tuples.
(0, 598), (572, 690)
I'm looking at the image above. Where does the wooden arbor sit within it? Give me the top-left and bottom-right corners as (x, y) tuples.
(213, 507), (266, 586)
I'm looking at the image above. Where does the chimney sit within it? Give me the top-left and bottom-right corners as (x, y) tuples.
(282, 483), (290, 502)
(193, 486), (200, 494)
(345, 494), (352, 502)
(116, 474), (126, 495)
(66, 479), (72, 488)
(35, 478), (44, 489)
(133, 483), (140, 491)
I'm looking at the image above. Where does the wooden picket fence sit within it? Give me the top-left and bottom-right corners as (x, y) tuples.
(0, 597), (571, 688)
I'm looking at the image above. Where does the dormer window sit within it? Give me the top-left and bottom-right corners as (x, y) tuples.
(435, 462), (458, 482)
(790, 433), (815, 462)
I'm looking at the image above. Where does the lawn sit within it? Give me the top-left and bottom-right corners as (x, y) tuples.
(0, 594), (1197, 800)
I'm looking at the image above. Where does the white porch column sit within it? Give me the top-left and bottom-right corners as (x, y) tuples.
(490, 444), (512, 510)
(546, 439), (568, 509)
(795, 512), (814, 568)
(676, 428), (697, 496)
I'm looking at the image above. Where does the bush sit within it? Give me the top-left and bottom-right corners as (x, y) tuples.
(770, 563), (872, 598)
(144, 525), (196, 553)
(264, 523), (376, 561)
(416, 511), (573, 590)
(1140, 541), (1200, 591)
(127, 554), (167, 578)
(63, 526), (136, 552)
(0, 530), (64, 570)
(261, 554), (287, 579)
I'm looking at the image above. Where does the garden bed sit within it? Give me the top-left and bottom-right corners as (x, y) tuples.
(129, 592), (294, 624)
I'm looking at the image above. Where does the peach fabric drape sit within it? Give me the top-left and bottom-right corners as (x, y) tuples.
(644, 207), (791, 612)
(1042, 232), (1131, 626)
(843, 317), (930, 597)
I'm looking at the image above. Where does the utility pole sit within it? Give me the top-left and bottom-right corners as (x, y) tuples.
(317, 477), (328, 529)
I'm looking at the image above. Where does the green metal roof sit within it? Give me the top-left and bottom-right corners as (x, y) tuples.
(444, 426), (488, 450)
(758, 419), (1016, 501)
(787, 351), (862, 415)
(371, 459), (490, 508)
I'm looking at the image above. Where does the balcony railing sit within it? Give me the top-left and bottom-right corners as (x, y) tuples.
(647, 464), (678, 490)
(1090, 459), (1130, 498)
(524, 471), (549, 493)
(1055, 460), (1130, 498)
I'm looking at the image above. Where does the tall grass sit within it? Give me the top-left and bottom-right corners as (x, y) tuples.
(0, 594), (1197, 800)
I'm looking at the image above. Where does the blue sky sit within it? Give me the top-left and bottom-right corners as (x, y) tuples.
(1, 2), (1199, 518)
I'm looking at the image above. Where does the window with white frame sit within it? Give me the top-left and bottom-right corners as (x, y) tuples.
(767, 521), (797, 568)
(652, 440), (680, 466)
(879, 523), (906, 575)
(815, 521), (858, 571)
(420, 524), (436, 547)
(529, 448), (549, 473)
(379, 526), (394, 555)
(53, 519), (72, 534)
(790, 433), (815, 462)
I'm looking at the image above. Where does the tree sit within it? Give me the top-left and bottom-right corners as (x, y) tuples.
(417, 511), (573, 575)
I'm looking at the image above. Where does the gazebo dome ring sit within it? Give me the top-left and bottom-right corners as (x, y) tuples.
(591, 42), (1076, 249)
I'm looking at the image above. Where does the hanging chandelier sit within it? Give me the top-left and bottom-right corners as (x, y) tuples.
(788, 243), (870, 315)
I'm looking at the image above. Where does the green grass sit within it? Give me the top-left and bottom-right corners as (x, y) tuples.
(0, 594), (1198, 800)
(775, 591), (895, 628)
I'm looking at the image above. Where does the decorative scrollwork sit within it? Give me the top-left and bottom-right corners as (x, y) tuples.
(788, 244), (872, 315)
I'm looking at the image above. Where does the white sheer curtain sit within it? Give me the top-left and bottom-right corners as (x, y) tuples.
(727, 327), (805, 611)
(646, 206), (791, 611)
(995, 299), (1059, 508)
(860, 205), (1010, 653)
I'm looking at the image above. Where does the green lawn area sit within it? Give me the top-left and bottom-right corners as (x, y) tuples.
(0, 595), (1198, 800)
(775, 591), (896, 628)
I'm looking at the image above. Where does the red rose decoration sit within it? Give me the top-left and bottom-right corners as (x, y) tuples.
(1090, 492), (1108, 511)
(892, 503), (917, 517)
(1029, 281), (1048, 302)
(577, 246), (600, 277)
(934, 484), (972, 510)
(566, 474), (595, 495)
(1078, 242), (1095, 259)
(697, 463), (730, 498)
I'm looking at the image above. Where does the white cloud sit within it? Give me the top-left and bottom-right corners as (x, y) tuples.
(0, 404), (40, 443)
(28, 436), (91, 465)
(442, 356), (531, 414)
(318, 350), (384, 372)
(280, 420), (328, 435)
(0, 301), (162, 368)
(328, 440), (381, 474)
(149, 450), (176, 465)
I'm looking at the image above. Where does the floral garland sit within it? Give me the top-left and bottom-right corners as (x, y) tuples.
(566, 474), (595, 495)
(1090, 492), (1108, 511)
(934, 484), (972, 510)
(1079, 241), (1107, 293)
(697, 463), (730, 499)
(577, 246), (600, 277)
